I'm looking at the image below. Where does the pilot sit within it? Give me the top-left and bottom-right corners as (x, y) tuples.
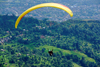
(48, 49), (53, 56)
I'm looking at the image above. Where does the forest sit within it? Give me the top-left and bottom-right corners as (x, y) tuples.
(0, 14), (100, 67)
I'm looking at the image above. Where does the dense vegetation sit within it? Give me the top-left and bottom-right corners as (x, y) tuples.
(0, 14), (100, 67)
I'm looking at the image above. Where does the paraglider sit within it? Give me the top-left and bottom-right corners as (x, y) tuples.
(15, 3), (73, 28)
(48, 49), (53, 56)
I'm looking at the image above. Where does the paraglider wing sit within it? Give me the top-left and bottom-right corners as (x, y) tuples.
(15, 3), (73, 28)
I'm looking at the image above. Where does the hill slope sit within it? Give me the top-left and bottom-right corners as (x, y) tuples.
(0, 0), (100, 21)
(0, 15), (100, 67)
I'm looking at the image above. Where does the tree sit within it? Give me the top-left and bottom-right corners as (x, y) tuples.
(22, 56), (29, 62)
(9, 58), (15, 63)
(0, 59), (4, 67)
(42, 48), (46, 52)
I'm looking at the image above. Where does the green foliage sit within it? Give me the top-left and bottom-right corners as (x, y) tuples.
(0, 59), (4, 67)
(0, 15), (100, 67)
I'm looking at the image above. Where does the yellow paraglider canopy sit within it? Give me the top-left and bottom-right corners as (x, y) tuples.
(15, 3), (73, 28)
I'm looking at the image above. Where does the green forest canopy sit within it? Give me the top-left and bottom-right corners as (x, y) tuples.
(0, 14), (100, 67)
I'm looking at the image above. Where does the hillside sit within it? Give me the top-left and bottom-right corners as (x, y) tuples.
(0, 0), (100, 21)
(0, 15), (100, 67)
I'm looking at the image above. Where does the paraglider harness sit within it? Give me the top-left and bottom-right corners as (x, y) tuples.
(48, 49), (53, 56)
